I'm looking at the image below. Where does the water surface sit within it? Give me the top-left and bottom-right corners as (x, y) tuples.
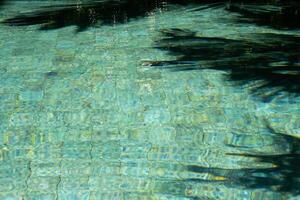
(0, 1), (300, 199)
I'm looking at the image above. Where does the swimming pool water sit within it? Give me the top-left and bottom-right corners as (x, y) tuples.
(0, 1), (300, 200)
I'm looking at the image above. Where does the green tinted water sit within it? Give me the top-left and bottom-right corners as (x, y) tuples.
(0, 1), (300, 200)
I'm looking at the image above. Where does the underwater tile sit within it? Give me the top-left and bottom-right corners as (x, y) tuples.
(19, 90), (43, 102)
(1, 1), (300, 199)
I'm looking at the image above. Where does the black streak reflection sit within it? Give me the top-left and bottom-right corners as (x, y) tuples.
(2, 1), (300, 31)
(147, 29), (300, 100)
(2, 0), (169, 32)
(0, 0), (6, 7)
(187, 133), (300, 193)
(227, 1), (300, 30)
(1, 0), (218, 32)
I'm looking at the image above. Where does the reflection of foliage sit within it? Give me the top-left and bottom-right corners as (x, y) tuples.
(2, 0), (166, 31)
(227, 1), (300, 30)
(187, 133), (300, 194)
(147, 29), (300, 100)
(2, 0), (299, 31)
(4, 0), (159, 31)
(188, 153), (300, 193)
(0, 0), (6, 7)
(1, 0), (192, 32)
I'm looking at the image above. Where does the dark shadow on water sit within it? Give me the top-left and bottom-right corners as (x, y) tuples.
(0, 0), (205, 32)
(1, 0), (166, 32)
(0, 0), (6, 7)
(146, 28), (300, 100)
(227, 1), (300, 30)
(148, 27), (300, 196)
(1, 1), (299, 31)
(2, 0), (156, 32)
(187, 133), (300, 194)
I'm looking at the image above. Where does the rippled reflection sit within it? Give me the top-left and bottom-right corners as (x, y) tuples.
(147, 28), (300, 100)
(2, 0), (300, 31)
(1, 1), (300, 200)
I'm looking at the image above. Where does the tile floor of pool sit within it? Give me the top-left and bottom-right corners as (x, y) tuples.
(0, 1), (300, 200)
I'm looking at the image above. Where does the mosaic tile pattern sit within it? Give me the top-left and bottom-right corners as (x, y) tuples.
(0, 1), (300, 200)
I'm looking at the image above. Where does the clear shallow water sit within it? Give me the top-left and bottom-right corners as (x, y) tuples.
(0, 1), (300, 200)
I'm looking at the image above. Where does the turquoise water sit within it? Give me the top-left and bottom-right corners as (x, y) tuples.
(0, 1), (300, 200)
